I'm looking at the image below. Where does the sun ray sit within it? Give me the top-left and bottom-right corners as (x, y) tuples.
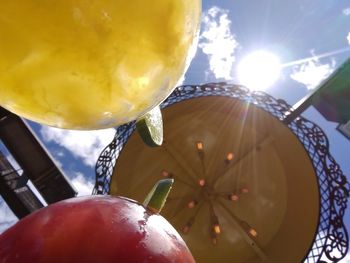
(281, 46), (350, 68)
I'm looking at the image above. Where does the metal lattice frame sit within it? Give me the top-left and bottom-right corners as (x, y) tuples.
(93, 83), (349, 262)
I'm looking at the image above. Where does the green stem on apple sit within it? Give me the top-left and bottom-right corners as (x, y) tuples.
(143, 179), (174, 214)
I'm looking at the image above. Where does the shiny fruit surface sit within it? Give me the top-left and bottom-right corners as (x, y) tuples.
(0, 1), (201, 129)
(0, 195), (195, 263)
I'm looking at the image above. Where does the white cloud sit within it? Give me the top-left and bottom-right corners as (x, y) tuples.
(0, 199), (18, 234)
(199, 6), (239, 80)
(71, 172), (94, 196)
(290, 53), (336, 90)
(40, 127), (115, 167)
(343, 8), (350, 16)
(343, 252), (350, 263)
(347, 32), (350, 45)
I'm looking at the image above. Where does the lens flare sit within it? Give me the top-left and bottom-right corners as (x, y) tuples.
(237, 51), (281, 91)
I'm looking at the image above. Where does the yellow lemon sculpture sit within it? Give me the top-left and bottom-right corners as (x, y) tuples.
(0, 1), (201, 129)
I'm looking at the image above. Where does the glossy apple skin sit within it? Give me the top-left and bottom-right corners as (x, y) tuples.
(0, 196), (195, 263)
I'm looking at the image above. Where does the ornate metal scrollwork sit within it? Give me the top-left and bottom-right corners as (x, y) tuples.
(93, 82), (349, 262)
(93, 122), (135, 195)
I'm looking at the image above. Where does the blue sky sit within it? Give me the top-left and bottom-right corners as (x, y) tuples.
(1, 1), (350, 261)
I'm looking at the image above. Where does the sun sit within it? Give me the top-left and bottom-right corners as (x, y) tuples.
(237, 51), (281, 91)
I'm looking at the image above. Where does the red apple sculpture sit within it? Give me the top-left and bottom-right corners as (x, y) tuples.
(0, 179), (195, 263)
